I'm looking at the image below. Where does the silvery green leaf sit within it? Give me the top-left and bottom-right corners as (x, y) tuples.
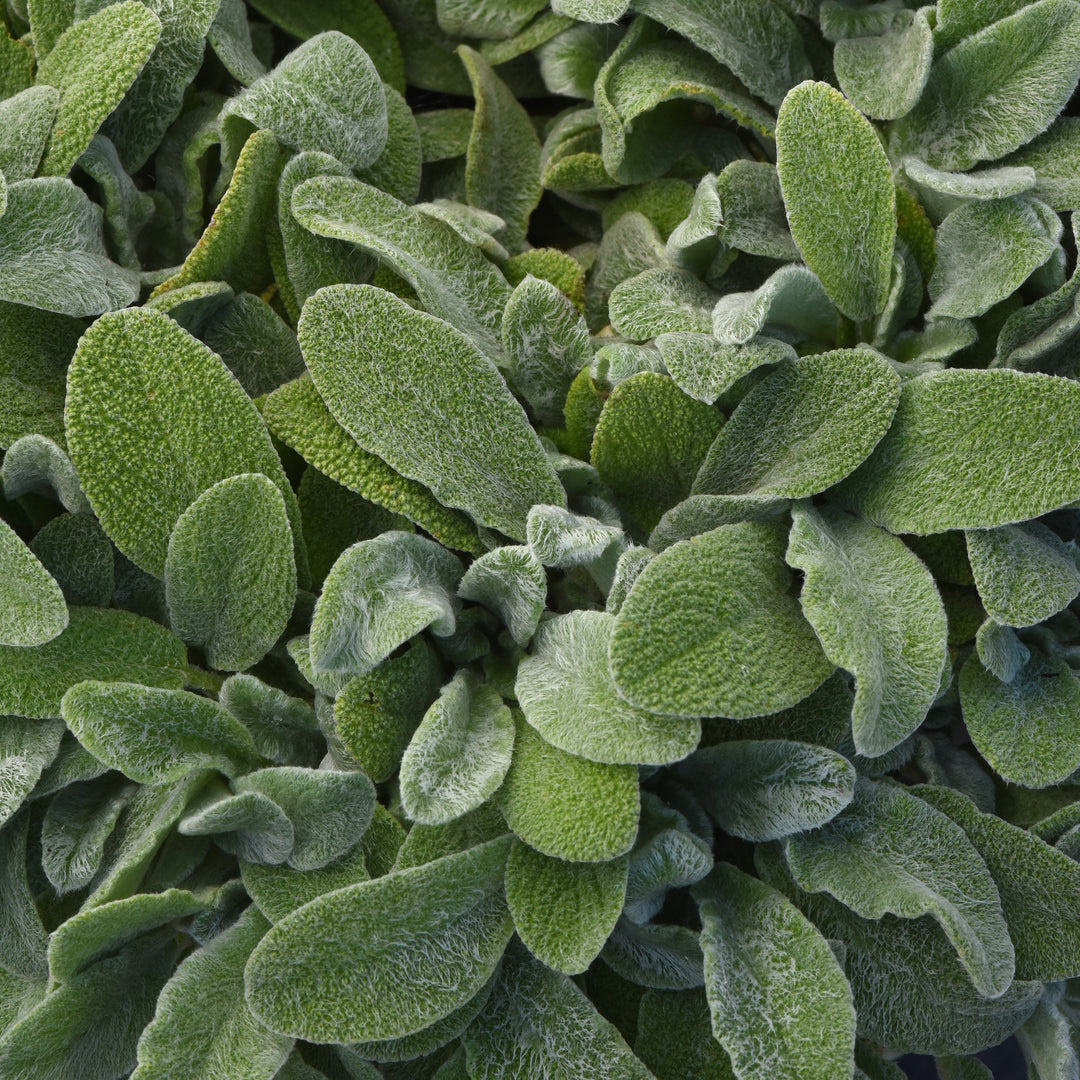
(0, 606), (186, 719)
(415, 200), (508, 261)
(498, 714), (640, 862)
(610, 522), (834, 719)
(2, 434), (89, 514)
(975, 619), (1030, 684)
(960, 649), (1080, 788)
(630, 0), (811, 108)
(552, 0), (629, 19)
(236, 766), (376, 871)
(393, 802), (508, 873)
(218, 674), (322, 768)
(833, 8), (932, 120)
(400, 671), (514, 826)
(355, 84), (421, 205)
(1018, 997), (1079, 1080)
(933, 0), (1031, 46)
(785, 778), (1014, 997)
(130, 908), (291, 1080)
(0, 717), (63, 830)
(292, 175), (510, 358)
(65, 307), (304, 580)
(438, 0), (545, 38)
(775, 81), (896, 321)
(527, 505), (624, 568)
(207, 0), (267, 86)
(835, 369), (1080, 533)
(786, 504), (948, 757)
(62, 681), (260, 783)
(966, 522), (1080, 627)
(516, 611), (700, 766)
(458, 545), (546, 648)
(242, 842), (370, 923)
(608, 268), (718, 339)
(0, 178), (138, 316)
(309, 531), (462, 678)
(711, 264), (837, 346)
(872, 240), (924, 350)
(892, 317), (978, 365)
(0, 811), (48, 979)
(182, 782), (294, 864)
(593, 343), (666, 386)
(0, 518), (66, 648)
(586, 211), (668, 332)
(244, 836), (514, 1043)
(654, 332), (794, 405)
(602, 916), (705, 990)
(0, 85), (57, 182)
(223, 31), (386, 171)
(666, 173), (721, 256)
(888, 0), (1080, 171)
(606, 546), (654, 615)
(462, 947), (654, 1079)
(678, 740), (856, 842)
(714, 161), (799, 262)
(915, 784), (1080, 983)
(634, 988), (736, 1080)
(695, 863), (856, 1080)
(819, 0), (905, 41)
(506, 839), (628, 975)
(695, 349), (900, 503)
(501, 274), (590, 428)
(300, 284), (564, 541)
(1002, 117), (1080, 211)
(35, 1), (161, 177)
(285, 636), (350, 698)
(928, 198), (1056, 319)
(902, 157), (1037, 222)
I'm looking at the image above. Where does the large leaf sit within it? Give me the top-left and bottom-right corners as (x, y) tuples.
(775, 81), (896, 321)
(610, 522), (834, 719)
(299, 284), (564, 542)
(244, 837), (514, 1042)
(785, 504), (948, 757)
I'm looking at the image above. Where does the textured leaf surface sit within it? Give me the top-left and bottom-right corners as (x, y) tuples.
(0, 85), (58, 183)
(715, 160), (799, 261)
(785, 778), (1014, 997)
(458, 545), (547, 647)
(711, 264), (837, 347)
(65, 308), (302, 579)
(786, 504), (947, 757)
(241, 842), (370, 924)
(0, 718), (63, 830)
(775, 81), (896, 321)
(245, 837), (514, 1042)
(0, 518), (67, 647)
(654, 332), (795, 405)
(610, 523), (834, 719)
(400, 671), (515, 825)
(836, 369), (1080, 533)
(300, 284), (564, 542)
(516, 611), (700, 765)
(1002, 116), (1080, 210)
(634, 988), (736, 1080)
(696, 863), (856, 1080)
(526, 505), (623, 569)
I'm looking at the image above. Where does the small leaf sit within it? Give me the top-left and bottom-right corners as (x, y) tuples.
(0, 518), (67, 647)
(506, 839), (628, 975)
(711, 264), (838, 346)
(678, 740), (856, 842)
(716, 160), (800, 261)
(62, 681), (260, 783)
(3, 433), (89, 514)
(0, 717), (64, 830)
(180, 785), (295, 865)
(609, 268), (718, 339)
(785, 778), (1014, 997)
(299, 284), (564, 542)
(516, 611), (700, 765)
(654, 332), (795, 405)
(498, 714), (640, 862)
(0, 85), (58, 182)
(902, 157), (1036, 220)
(975, 619), (1030, 684)
(610, 522), (834, 719)
(775, 80), (896, 321)
(0, 810), (49, 980)
(458, 545), (546, 648)
(602, 917), (705, 990)
(786, 504), (948, 757)
(309, 531), (462, 678)
(244, 837), (514, 1042)
(400, 671), (514, 826)
(695, 862), (856, 1080)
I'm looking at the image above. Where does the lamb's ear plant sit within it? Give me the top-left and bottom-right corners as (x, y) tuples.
(7, 1), (1080, 1077)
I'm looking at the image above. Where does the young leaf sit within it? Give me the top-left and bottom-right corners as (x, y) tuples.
(634, 988), (736, 1080)
(1001, 116), (1080, 211)
(0, 718), (63, 829)
(784, 778), (1014, 997)
(180, 785), (295, 864)
(218, 674), (321, 768)
(715, 160), (800, 261)
(498, 714), (640, 862)
(62, 681), (260, 784)
(610, 522), (834, 719)
(458, 545), (547, 647)
(711, 264), (838, 346)
(775, 80), (896, 321)
(653, 332), (795, 405)
(0, 810), (49, 980)
(786, 504), (948, 757)
(309, 531), (462, 677)
(241, 842), (370, 923)
(0, 518), (67, 647)
(244, 837), (514, 1043)
(677, 740), (856, 842)
(0, 85), (58, 182)
(300, 285), (564, 541)
(695, 862), (856, 1080)
(526, 505), (624, 569)
(608, 268), (717, 339)
(835, 369), (1080, 533)
(65, 307), (303, 580)
(516, 611), (701, 765)
(506, 839), (628, 975)
(602, 917), (705, 990)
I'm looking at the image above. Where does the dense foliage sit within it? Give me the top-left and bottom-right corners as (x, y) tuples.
(3, 0), (1080, 1077)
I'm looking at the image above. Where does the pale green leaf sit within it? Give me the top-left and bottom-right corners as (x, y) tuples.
(1001, 117), (1080, 211)
(902, 157), (1037, 221)
(0, 85), (58, 182)
(608, 268), (717, 340)
(1017, 997), (1079, 1080)
(458, 545), (546, 648)
(2, 434), (89, 514)
(602, 917), (705, 990)
(0, 518), (66, 647)
(0, 717), (63, 829)
(526, 504), (622, 570)
(975, 619), (1030, 683)
(552, 0), (629, 19)
(0, 810), (48, 980)
(182, 786), (291, 866)
(711, 264), (838, 346)
(207, 0), (267, 86)
(218, 674), (321, 768)
(715, 160), (799, 261)
(775, 80), (896, 321)
(29, 513), (113, 608)
(241, 842), (370, 923)
(653, 332), (795, 405)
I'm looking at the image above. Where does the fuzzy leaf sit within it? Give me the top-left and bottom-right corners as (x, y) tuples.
(678, 740), (856, 842)
(180, 786), (295, 864)
(775, 80), (896, 321)
(835, 369), (1080, 533)
(516, 611), (700, 766)
(608, 268), (717, 339)
(715, 160), (800, 261)
(526, 505), (623, 569)
(458, 545), (547, 648)
(29, 513), (113, 608)
(65, 307), (303, 580)
(610, 522), (834, 719)
(2, 433), (89, 514)
(786, 504), (948, 757)
(602, 917), (705, 990)
(785, 778), (1014, 997)
(0, 810), (49, 980)
(241, 843), (370, 923)
(0, 518), (67, 647)
(0, 718), (63, 830)
(244, 836), (514, 1043)
(400, 671), (515, 826)
(711, 264), (838, 347)
(62, 681), (260, 783)
(654, 332), (795, 405)
(695, 863), (856, 1080)
(506, 839), (628, 975)
(0, 85), (58, 182)
(1002, 116), (1080, 211)
(218, 674), (321, 768)
(634, 988), (736, 1080)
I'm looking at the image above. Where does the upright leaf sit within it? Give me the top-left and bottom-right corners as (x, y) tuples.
(0, 518), (67, 647)
(0, 718), (63, 829)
